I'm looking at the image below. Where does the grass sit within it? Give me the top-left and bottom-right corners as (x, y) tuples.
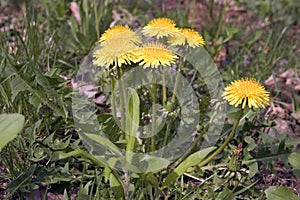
(0, 0), (299, 199)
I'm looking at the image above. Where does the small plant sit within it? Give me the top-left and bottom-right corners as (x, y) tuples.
(53, 17), (276, 199)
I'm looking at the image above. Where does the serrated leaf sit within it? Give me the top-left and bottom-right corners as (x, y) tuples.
(6, 165), (35, 194)
(9, 66), (66, 117)
(248, 161), (258, 178)
(162, 147), (216, 188)
(289, 152), (300, 177)
(289, 152), (300, 169)
(265, 186), (298, 200)
(0, 114), (25, 151)
(10, 76), (27, 101)
(51, 149), (106, 168)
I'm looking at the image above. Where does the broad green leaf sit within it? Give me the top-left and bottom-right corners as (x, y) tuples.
(289, 152), (300, 177)
(162, 147), (216, 188)
(84, 133), (122, 156)
(10, 76), (27, 101)
(265, 186), (298, 200)
(125, 88), (140, 153)
(248, 160), (258, 178)
(51, 149), (107, 168)
(110, 171), (124, 200)
(144, 156), (170, 173)
(289, 152), (300, 169)
(0, 113), (24, 151)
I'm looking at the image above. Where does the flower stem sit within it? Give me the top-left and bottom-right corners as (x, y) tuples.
(110, 73), (116, 119)
(197, 109), (244, 168)
(151, 71), (157, 152)
(116, 67), (130, 199)
(117, 68), (126, 132)
(171, 59), (182, 104)
(162, 68), (167, 107)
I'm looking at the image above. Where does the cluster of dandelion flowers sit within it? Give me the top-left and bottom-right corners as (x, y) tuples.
(93, 25), (141, 68)
(93, 38), (140, 68)
(223, 78), (270, 109)
(168, 28), (205, 48)
(142, 18), (178, 39)
(99, 25), (141, 45)
(138, 42), (178, 68)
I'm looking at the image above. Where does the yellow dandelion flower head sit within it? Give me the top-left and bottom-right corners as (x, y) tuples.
(222, 78), (270, 109)
(138, 42), (178, 68)
(142, 18), (179, 39)
(168, 28), (205, 48)
(99, 25), (141, 45)
(93, 37), (140, 68)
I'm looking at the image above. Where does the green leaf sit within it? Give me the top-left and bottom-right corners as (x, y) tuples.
(162, 147), (216, 188)
(63, 189), (70, 200)
(226, 108), (257, 126)
(110, 172), (124, 200)
(146, 173), (159, 186)
(265, 186), (298, 200)
(248, 160), (258, 178)
(289, 152), (300, 169)
(10, 76), (27, 101)
(125, 88), (140, 153)
(34, 68), (68, 117)
(289, 152), (300, 177)
(84, 133), (122, 156)
(0, 113), (25, 151)
(51, 149), (107, 168)
(6, 165), (36, 194)
(146, 156), (170, 173)
(10, 66), (66, 117)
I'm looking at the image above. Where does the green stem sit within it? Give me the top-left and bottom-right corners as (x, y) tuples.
(93, 0), (100, 39)
(151, 72), (157, 152)
(116, 67), (130, 200)
(171, 59), (183, 104)
(198, 109), (244, 168)
(215, 0), (228, 40)
(117, 68), (126, 132)
(162, 68), (167, 107)
(162, 121), (171, 149)
(110, 73), (116, 119)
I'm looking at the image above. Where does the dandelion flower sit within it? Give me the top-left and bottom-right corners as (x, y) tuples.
(137, 42), (178, 68)
(142, 18), (178, 39)
(223, 78), (270, 109)
(93, 37), (140, 68)
(168, 28), (205, 48)
(99, 25), (141, 45)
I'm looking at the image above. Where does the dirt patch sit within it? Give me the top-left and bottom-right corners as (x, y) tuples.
(265, 69), (300, 140)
